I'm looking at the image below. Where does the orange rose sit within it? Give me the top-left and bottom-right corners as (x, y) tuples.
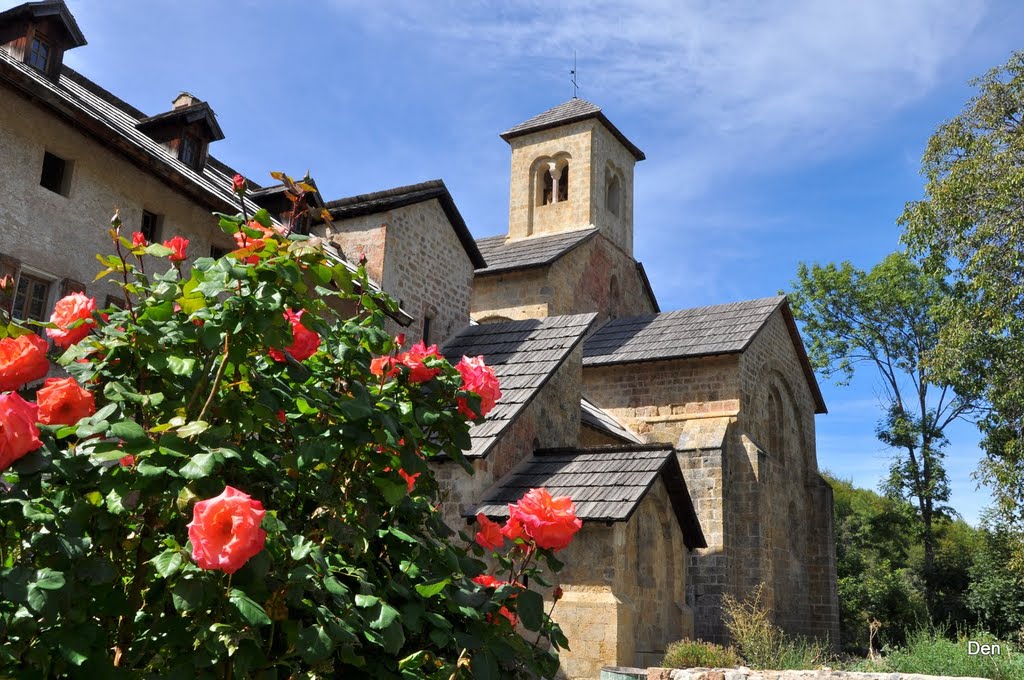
(508, 488), (582, 551)
(0, 392), (42, 471)
(187, 486), (267, 574)
(269, 309), (320, 363)
(455, 355), (501, 419)
(163, 236), (189, 262)
(0, 334), (50, 391)
(474, 513), (505, 551)
(398, 340), (441, 383)
(370, 356), (399, 379)
(47, 293), (101, 348)
(36, 377), (95, 426)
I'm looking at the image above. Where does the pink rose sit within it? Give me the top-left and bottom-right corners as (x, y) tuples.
(47, 293), (101, 349)
(36, 377), (95, 426)
(232, 174), (246, 193)
(508, 488), (582, 551)
(163, 236), (189, 262)
(0, 333), (50, 391)
(187, 485), (267, 574)
(269, 309), (320, 363)
(455, 355), (501, 419)
(475, 513), (505, 551)
(0, 392), (42, 471)
(398, 341), (441, 383)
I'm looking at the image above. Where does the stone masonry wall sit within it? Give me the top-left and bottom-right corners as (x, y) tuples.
(548, 234), (657, 322)
(0, 82), (235, 314)
(470, 266), (550, 322)
(738, 309), (839, 643)
(323, 199), (475, 347)
(588, 122), (637, 257)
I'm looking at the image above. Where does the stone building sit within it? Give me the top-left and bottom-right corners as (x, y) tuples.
(0, 3), (838, 678)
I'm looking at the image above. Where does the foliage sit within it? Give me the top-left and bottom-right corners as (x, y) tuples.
(660, 639), (741, 669)
(849, 627), (1024, 680)
(788, 252), (977, 605)
(899, 50), (1024, 560)
(966, 515), (1024, 644)
(721, 584), (829, 670)
(0, 183), (573, 678)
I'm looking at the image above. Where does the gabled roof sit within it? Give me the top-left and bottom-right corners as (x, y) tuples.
(580, 397), (643, 444)
(441, 314), (597, 458)
(500, 98), (645, 161)
(0, 1), (86, 48)
(583, 296), (827, 414)
(323, 180), (485, 269)
(474, 227), (598, 275)
(136, 100), (225, 142)
(468, 444), (706, 550)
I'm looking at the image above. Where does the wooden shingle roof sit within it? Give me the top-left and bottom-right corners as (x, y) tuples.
(474, 228), (598, 275)
(469, 444), (706, 549)
(442, 314), (597, 458)
(580, 397), (643, 444)
(500, 98), (645, 161)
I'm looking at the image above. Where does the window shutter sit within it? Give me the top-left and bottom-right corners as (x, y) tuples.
(60, 278), (86, 297)
(0, 253), (22, 313)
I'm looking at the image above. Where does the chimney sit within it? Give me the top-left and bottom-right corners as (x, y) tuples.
(172, 92), (200, 109)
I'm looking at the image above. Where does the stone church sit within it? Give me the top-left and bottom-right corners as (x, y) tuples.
(0, 3), (838, 678)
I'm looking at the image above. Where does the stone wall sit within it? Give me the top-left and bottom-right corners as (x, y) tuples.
(321, 198), (475, 347)
(0, 81), (235, 314)
(470, 266), (550, 322)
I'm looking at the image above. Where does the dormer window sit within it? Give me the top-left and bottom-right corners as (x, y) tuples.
(178, 134), (199, 168)
(135, 94), (224, 173)
(27, 36), (49, 71)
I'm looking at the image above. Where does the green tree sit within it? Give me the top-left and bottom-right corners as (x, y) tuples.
(899, 51), (1024, 561)
(789, 253), (978, 607)
(966, 514), (1024, 642)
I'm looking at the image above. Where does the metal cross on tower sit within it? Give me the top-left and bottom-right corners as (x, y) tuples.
(570, 51), (579, 99)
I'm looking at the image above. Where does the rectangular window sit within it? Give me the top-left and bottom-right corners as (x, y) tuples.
(13, 272), (51, 330)
(178, 135), (199, 167)
(27, 37), (49, 72)
(140, 210), (161, 242)
(422, 316), (432, 345)
(209, 245), (229, 259)
(39, 151), (70, 195)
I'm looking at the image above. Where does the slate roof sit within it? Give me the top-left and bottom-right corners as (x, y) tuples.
(468, 444), (707, 549)
(323, 180), (485, 269)
(474, 227), (598, 275)
(580, 397), (643, 444)
(441, 314), (597, 458)
(584, 296), (827, 414)
(500, 98), (645, 161)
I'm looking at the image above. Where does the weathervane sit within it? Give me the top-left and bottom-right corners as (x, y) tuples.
(570, 51), (579, 99)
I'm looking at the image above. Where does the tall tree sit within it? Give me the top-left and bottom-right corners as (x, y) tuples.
(789, 252), (977, 605)
(900, 51), (1024, 560)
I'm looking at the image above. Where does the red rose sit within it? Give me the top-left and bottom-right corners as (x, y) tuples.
(471, 575), (520, 626)
(232, 174), (246, 193)
(0, 334), (50, 391)
(276, 409), (286, 424)
(269, 309), (320, 363)
(399, 341), (441, 383)
(131, 231), (147, 248)
(475, 513), (505, 551)
(508, 488), (582, 551)
(119, 454), (135, 467)
(472, 574), (502, 588)
(553, 586), (564, 601)
(501, 514), (528, 542)
(0, 392), (42, 471)
(36, 377), (95, 426)
(47, 293), (101, 348)
(398, 468), (419, 493)
(370, 356), (399, 379)
(455, 355), (501, 419)
(187, 485), (267, 574)
(163, 236), (189, 262)
(394, 333), (406, 347)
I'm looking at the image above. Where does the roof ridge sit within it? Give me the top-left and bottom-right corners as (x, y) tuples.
(535, 443), (674, 456)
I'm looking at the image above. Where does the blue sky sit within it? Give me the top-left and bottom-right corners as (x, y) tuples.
(58, 0), (1024, 524)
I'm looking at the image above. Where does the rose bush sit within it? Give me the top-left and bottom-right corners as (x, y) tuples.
(0, 174), (575, 679)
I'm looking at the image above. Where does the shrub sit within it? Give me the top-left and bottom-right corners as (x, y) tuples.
(722, 583), (830, 670)
(0, 176), (578, 678)
(661, 639), (741, 668)
(878, 627), (1024, 680)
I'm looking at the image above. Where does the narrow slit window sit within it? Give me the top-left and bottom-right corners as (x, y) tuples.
(39, 152), (69, 195)
(140, 210), (161, 243)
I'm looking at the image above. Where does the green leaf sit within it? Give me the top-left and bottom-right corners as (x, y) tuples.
(252, 208), (273, 227)
(471, 650), (499, 680)
(229, 589), (271, 626)
(414, 579), (449, 598)
(110, 419), (147, 443)
(34, 568), (65, 590)
(378, 618), (405, 655)
(177, 420), (210, 438)
(516, 588), (544, 631)
(151, 549), (183, 578)
(354, 594), (379, 608)
(386, 526), (417, 543)
(179, 452), (214, 479)
(145, 243), (174, 257)
(370, 601), (400, 630)
(373, 476), (408, 506)
(290, 534), (312, 561)
(298, 624), (334, 663)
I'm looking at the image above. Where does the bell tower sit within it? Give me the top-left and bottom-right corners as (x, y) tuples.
(500, 98), (644, 257)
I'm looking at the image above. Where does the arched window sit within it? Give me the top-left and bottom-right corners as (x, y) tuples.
(606, 174), (621, 216)
(541, 168), (553, 206)
(557, 164), (568, 202)
(534, 155), (570, 207)
(767, 385), (784, 464)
